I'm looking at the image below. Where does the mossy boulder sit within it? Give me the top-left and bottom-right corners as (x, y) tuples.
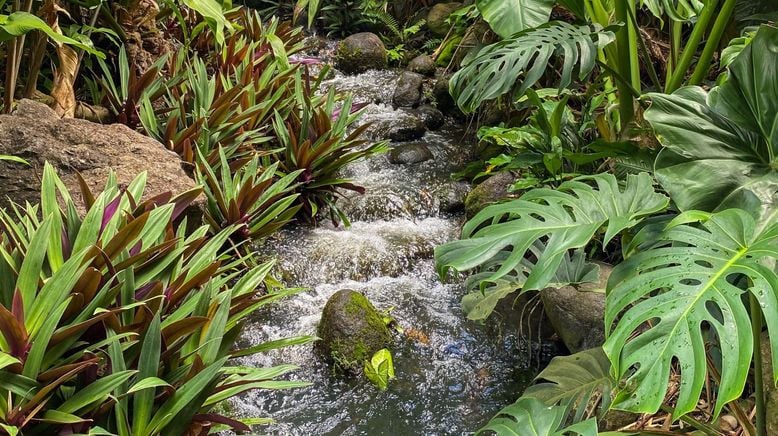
(335, 32), (387, 75)
(464, 172), (516, 218)
(318, 290), (393, 372)
(427, 2), (462, 36)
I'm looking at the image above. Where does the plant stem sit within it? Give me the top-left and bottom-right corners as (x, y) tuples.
(614, 0), (635, 133)
(666, 11), (681, 84)
(627, 5), (661, 90)
(665, 0), (720, 93)
(751, 294), (767, 436)
(626, 0), (640, 92)
(659, 405), (721, 434)
(689, 0), (736, 85)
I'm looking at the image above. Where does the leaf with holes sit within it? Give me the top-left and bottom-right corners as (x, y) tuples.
(436, 173), (668, 295)
(603, 209), (778, 418)
(477, 396), (599, 435)
(524, 348), (614, 422)
(450, 21), (615, 113)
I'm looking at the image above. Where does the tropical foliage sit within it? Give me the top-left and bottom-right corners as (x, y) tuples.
(439, 5), (778, 435)
(0, 165), (314, 434)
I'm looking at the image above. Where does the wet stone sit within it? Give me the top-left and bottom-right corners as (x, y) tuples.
(393, 71), (425, 108)
(388, 143), (434, 165)
(388, 117), (427, 142)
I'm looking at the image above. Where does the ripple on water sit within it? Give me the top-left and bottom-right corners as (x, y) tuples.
(229, 67), (541, 435)
(264, 218), (460, 285)
(232, 262), (539, 436)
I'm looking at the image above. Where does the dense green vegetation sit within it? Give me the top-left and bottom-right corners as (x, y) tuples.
(0, 0), (776, 433)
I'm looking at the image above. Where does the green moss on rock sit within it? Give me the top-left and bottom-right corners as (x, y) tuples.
(318, 289), (393, 372)
(335, 33), (387, 75)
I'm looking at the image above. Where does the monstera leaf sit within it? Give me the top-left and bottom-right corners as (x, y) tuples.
(645, 25), (778, 220)
(436, 173), (668, 294)
(476, 0), (554, 39)
(460, 246), (599, 320)
(478, 397), (598, 435)
(603, 209), (778, 418)
(450, 22), (616, 113)
(525, 348), (614, 423)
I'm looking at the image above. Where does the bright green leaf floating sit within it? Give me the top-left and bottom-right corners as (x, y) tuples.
(645, 25), (778, 221)
(364, 349), (395, 390)
(476, 0), (554, 39)
(604, 209), (778, 418)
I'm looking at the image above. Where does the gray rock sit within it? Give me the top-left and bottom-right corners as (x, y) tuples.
(436, 181), (471, 214)
(393, 71), (425, 108)
(0, 99), (201, 215)
(432, 76), (464, 119)
(464, 172), (516, 218)
(413, 105), (445, 131)
(318, 290), (394, 372)
(388, 143), (433, 165)
(408, 54), (436, 76)
(540, 264), (611, 353)
(388, 117), (427, 142)
(427, 2), (463, 36)
(335, 32), (387, 75)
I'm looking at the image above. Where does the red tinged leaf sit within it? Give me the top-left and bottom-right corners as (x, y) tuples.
(161, 317), (209, 346)
(192, 413), (251, 432)
(0, 303), (29, 360)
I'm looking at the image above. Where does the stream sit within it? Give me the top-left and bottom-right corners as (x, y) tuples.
(230, 68), (554, 435)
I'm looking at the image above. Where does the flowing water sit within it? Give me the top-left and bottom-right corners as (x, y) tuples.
(231, 69), (554, 435)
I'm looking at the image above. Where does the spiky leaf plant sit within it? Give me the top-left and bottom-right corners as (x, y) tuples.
(0, 164), (314, 434)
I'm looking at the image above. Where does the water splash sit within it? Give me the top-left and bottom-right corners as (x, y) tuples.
(231, 67), (544, 435)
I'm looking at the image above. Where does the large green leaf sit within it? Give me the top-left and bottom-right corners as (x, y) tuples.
(477, 397), (598, 435)
(646, 25), (778, 219)
(524, 348), (614, 423)
(0, 12), (100, 55)
(450, 22), (615, 113)
(603, 209), (778, 418)
(476, 0), (554, 39)
(436, 173), (668, 292)
(460, 246), (599, 320)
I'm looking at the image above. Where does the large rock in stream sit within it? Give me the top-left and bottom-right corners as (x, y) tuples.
(464, 172), (516, 218)
(318, 290), (393, 372)
(0, 100), (201, 213)
(388, 143), (433, 165)
(541, 264), (611, 353)
(335, 32), (387, 75)
(393, 71), (424, 108)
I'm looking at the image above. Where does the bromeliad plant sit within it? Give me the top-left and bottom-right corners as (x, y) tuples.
(0, 164), (314, 434)
(274, 78), (388, 224)
(439, 25), (778, 435)
(197, 147), (303, 243)
(140, 13), (304, 164)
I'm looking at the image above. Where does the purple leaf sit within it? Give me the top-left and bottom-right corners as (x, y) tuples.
(101, 194), (123, 233)
(290, 56), (322, 65)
